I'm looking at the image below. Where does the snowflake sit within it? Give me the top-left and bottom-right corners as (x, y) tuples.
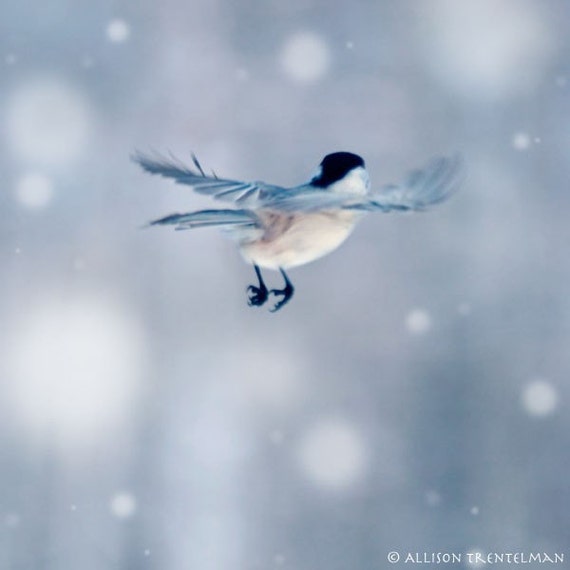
(406, 309), (432, 335)
(280, 31), (330, 82)
(15, 173), (53, 209)
(6, 78), (91, 165)
(110, 493), (137, 518)
(521, 380), (558, 417)
(512, 132), (531, 151)
(298, 418), (366, 489)
(106, 19), (131, 43)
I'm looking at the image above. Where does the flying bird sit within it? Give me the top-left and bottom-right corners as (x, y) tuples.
(134, 151), (462, 312)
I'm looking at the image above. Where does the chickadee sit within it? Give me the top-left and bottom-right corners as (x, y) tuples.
(134, 151), (462, 312)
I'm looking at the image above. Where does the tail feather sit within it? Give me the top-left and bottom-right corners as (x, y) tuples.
(148, 208), (259, 230)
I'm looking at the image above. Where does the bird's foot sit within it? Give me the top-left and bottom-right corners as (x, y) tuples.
(269, 283), (294, 312)
(247, 283), (269, 307)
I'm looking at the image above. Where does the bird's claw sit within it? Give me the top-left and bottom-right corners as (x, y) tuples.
(269, 287), (293, 312)
(247, 284), (268, 307)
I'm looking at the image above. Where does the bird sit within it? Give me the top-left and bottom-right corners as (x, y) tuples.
(133, 150), (463, 312)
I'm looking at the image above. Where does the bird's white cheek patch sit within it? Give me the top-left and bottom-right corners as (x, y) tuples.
(330, 167), (369, 196)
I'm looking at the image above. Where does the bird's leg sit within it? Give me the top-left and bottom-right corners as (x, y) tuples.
(247, 264), (269, 307)
(269, 268), (294, 312)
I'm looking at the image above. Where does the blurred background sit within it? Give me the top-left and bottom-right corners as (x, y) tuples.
(1, 0), (569, 568)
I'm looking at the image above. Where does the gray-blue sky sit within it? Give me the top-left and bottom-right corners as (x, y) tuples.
(1, 1), (569, 568)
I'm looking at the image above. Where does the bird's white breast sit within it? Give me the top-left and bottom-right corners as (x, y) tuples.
(238, 209), (363, 270)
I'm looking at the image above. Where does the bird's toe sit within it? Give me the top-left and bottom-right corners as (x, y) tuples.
(247, 285), (268, 307)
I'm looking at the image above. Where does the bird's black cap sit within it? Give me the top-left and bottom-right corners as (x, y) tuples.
(311, 152), (365, 187)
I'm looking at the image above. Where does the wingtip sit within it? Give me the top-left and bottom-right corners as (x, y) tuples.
(447, 153), (467, 187)
(131, 149), (144, 164)
(131, 149), (157, 171)
(446, 152), (466, 174)
(435, 153), (466, 204)
(409, 152), (465, 210)
(131, 147), (170, 167)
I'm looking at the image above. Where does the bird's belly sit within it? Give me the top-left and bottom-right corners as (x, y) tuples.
(239, 211), (360, 270)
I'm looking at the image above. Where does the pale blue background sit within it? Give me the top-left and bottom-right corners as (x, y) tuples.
(1, 1), (569, 568)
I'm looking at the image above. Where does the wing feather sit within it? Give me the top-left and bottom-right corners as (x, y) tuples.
(357, 154), (464, 212)
(132, 152), (285, 205)
(134, 151), (463, 214)
(147, 208), (260, 231)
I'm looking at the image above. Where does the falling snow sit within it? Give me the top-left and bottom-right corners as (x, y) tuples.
(421, 0), (554, 99)
(110, 492), (137, 518)
(5, 297), (145, 441)
(298, 418), (366, 489)
(406, 309), (432, 334)
(521, 380), (558, 417)
(465, 549), (486, 568)
(106, 19), (131, 43)
(512, 132), (532, 150)
(425, 490), (442, 507)
(1, 1), (568, 568)
(15, 173), (54, 209)
(280, 32), (331, 82)
(5, 78), (91, 165)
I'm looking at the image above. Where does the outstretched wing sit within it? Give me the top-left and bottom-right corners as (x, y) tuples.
(354, 154), (464, 213)
(254, 155), (464, 213)
(148, 208), (261, 231)
(132, 151), (286, 206)
(135, 151), (463, 213)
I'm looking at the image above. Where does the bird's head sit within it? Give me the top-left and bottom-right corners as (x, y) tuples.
(311, 152), (369, 194)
